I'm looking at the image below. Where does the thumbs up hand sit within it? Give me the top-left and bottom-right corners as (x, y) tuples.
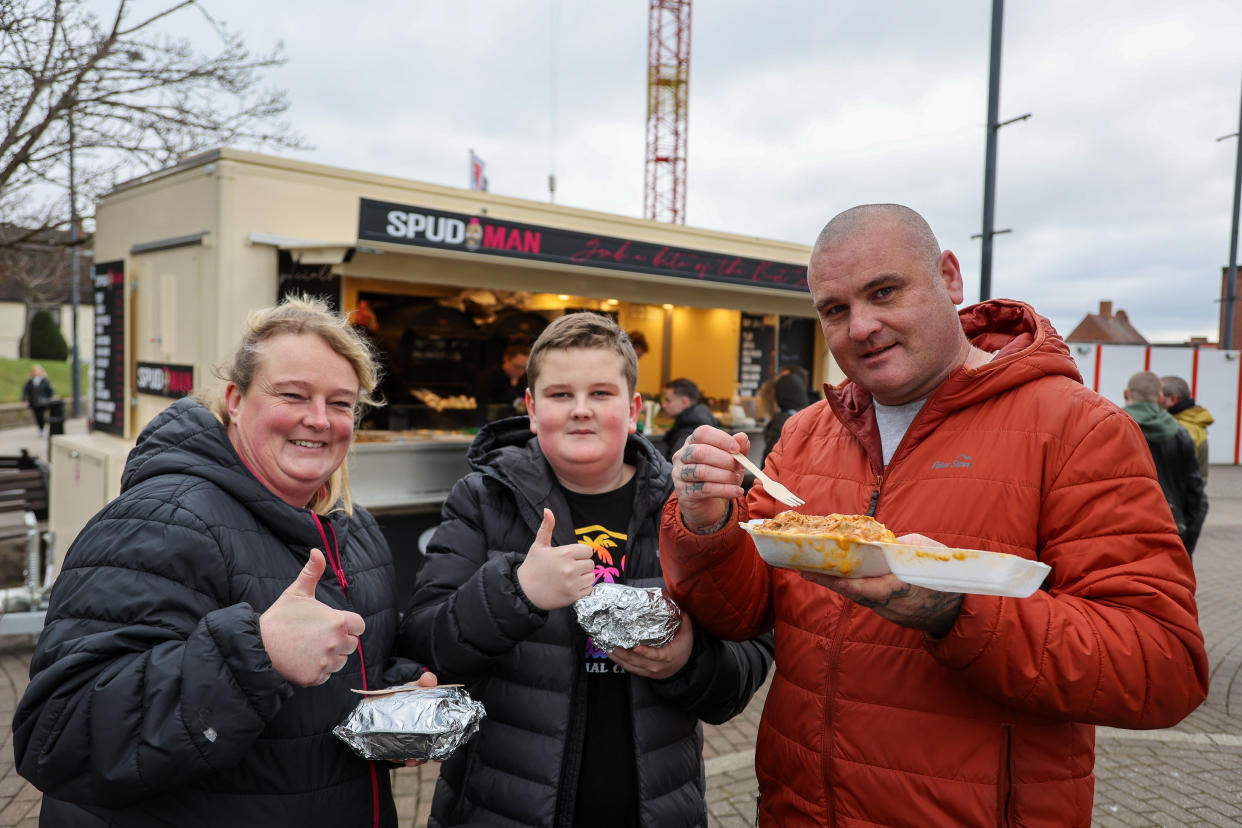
(259, 548), (367, 687)
(516, 509), (596, 611)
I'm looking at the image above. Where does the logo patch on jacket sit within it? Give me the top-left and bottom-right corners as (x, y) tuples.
(932, 454), (973, 470)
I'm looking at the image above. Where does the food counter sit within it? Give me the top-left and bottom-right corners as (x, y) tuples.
(349, 430), (475, 512)
(350, 418), (768, 516)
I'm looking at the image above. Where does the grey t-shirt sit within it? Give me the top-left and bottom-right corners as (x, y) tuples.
(872, 352), (999, 465)
(874, 398), (927, 466)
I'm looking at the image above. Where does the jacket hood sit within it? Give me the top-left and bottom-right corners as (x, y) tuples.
(120, 398), (343, 549)
(825, 299), (1081, 438)
(773, 374), (809, 412)
(1125, 400), (1182, 443)
(1171, 403), (1214, 427)
(466, 414), (671, 530)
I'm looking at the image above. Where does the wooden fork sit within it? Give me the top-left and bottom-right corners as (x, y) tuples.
(731, 452), (805, 508)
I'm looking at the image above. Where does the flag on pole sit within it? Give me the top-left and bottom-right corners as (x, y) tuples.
(469, 150), (487, 191)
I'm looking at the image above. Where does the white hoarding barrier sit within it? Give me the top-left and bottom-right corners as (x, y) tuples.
(1070, 344), (1241, 466)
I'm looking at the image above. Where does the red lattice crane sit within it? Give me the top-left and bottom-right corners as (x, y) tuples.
(644, 0), (691, 224)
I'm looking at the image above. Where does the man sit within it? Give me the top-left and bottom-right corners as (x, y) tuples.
(1126, 371), (1207, 555)
(21, 364), (55, 435)
(660, 377), (718, 461)
(659, 204), (1208, 827)
(1161, 374), (1213, 481)
(474, 342), (530, 420)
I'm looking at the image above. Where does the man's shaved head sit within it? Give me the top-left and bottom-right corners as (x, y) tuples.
(815, 204), (942, 275)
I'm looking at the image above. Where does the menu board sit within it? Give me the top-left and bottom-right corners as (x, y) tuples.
(778, 317), (818, 377)
(738, 313), (776, 396)
(277, 251), (341, 312)
(92, 260), (125, 435)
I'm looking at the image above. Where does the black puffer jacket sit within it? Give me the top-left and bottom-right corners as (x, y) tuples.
(400, 417), (773, 828)
(662, 402), (719, 461)
(13, 398), (423, 827)
(761, 373), (810, 468)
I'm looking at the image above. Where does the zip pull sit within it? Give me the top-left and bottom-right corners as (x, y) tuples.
(327, 522), (348, 591)
(866, 473), (884, 517)
(311, 513), (348, 594)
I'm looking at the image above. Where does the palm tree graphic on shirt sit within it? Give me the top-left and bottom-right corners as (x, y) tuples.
(576, 524), (627, 584)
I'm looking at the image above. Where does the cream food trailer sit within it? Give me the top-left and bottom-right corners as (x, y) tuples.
(49, 148), (825, 596)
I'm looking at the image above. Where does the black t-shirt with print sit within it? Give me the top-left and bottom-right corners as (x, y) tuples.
(564, 476), (638, 828)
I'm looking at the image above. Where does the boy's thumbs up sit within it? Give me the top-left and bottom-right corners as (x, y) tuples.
(533, 509), (556, 548)
(517, 508), (596, 611)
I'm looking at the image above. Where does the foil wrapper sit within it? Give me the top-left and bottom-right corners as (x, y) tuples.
(574, 583), (682, 653)
(333, 685), (486, 762)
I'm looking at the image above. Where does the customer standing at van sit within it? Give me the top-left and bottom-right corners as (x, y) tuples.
(760, 366), (810, 468)
(659, 377), (718, 460)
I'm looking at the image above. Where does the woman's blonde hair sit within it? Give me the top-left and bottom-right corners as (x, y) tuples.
(201, 294), (381, 515)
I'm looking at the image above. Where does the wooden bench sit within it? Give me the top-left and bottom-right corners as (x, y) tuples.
(0, 487), (39, 586)
(0, 452), (48, 521)
(0, 452), (49, 589)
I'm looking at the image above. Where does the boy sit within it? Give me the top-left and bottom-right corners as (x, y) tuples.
(401, 312), (773, 828)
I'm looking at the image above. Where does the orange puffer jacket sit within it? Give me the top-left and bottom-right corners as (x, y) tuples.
(660, 300), (1208, 828)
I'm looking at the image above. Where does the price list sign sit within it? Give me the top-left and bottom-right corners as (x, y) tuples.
(737, 313), (775, 397)
(92, 260), (126, 436)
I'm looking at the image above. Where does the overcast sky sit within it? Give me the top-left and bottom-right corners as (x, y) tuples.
(152, 0), (1242, 343)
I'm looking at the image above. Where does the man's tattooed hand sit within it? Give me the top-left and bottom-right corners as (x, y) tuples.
(801, 573), (964, 637)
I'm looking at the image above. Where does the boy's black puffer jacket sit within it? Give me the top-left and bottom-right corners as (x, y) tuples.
(401, 417), (774, 828)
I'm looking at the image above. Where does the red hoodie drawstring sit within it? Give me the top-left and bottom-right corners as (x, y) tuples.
(311, 512), (379, 828)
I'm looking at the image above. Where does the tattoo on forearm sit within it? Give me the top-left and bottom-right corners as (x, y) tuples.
(856, 585), (963, 636)
(920, 592), (965, 637)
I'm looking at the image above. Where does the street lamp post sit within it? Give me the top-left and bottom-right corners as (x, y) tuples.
(978, 0), (1030, 302)
(68, 113), (82, 418)
(1219, 74), (1242, 351)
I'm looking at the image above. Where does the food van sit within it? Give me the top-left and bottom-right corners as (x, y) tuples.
(52, 148), (831, 593)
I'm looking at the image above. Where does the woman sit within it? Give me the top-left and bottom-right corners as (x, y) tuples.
(760, 369), (810, 468)
(13, 296), (434, 827)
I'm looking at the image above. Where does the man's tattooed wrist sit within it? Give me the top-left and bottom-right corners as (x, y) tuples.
(685, 502), (733, 535)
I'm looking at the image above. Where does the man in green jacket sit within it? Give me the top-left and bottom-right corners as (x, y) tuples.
(1124, 371), (1206, 554)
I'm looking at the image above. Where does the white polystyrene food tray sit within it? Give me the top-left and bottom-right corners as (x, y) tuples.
(739, 519), (1050, 598)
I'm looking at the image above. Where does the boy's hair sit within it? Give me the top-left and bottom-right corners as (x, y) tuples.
(664, 377), (701, 405)
(527, 312), (638, 395)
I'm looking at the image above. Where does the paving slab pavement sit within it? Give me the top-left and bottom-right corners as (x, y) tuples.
(0, 415), (1238, 826)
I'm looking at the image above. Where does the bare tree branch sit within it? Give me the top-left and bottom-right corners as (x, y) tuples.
(0, 0), (305, 255)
